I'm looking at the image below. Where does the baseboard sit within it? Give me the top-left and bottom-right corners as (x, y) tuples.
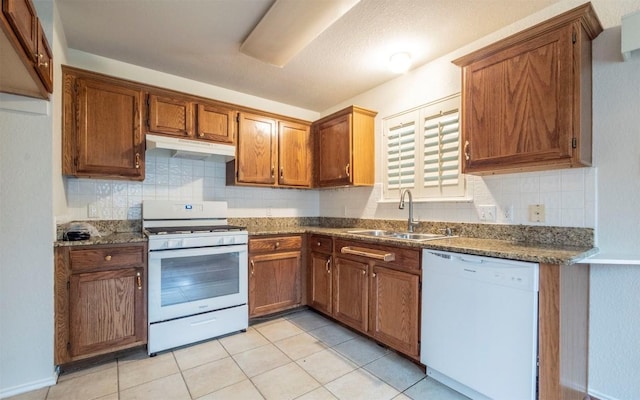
(0, 373), (57, 399)
(589, 389), (622, 400)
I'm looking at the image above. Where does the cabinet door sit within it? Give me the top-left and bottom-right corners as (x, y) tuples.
(462, 24), (574, 173)
(333, 256), (368, 332)
(2, 0), (37, 57)
(196, 103), (236, 144)
(309, 252), (332, 315)
(147, 94), (193, 137)
(34, 22), (52, 92)
(370, 265), (420, 357)
(249, 251), (301, 317)
(75, 78), (144, 180)
(69, 267), (146, 358)
(317, 114), (352, 187)
(237, 112), (277, 184)
(278, 120), (311, 187)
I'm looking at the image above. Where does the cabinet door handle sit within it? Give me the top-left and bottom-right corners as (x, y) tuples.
(361, 269), (366, 275)
(464, 141), (470, 161)
(345, 163), (350, 177)
(280, 167), (284, 179)
(372, 272), (377, 278)
(135, 153), (141, 169)
(325, 258), (331, 273)
(271, 166), (275, 178)
(250, 260), (255, 275)
(136, 272), (142, 290)
(104, 255), (112, 261)
(35, 53), (48, 68)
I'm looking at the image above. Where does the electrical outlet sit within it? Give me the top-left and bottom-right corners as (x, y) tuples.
(528, 204), (545, 223)
(88, 204), (98, 218)
(478, 205), (497, 222)
(502, 205), (514, 223)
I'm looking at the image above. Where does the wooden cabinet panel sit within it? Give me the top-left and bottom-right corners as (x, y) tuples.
(314, 106), (377, 188)
(236, 112), (277, 185)
(249, 235), (302, 252)
(249, 251), (301, 317)
(147, 94), (193, 137)
(2, 0), (37, 57)
(309, 250), (332, 315)
(370, 265), (420, 357)
(196, 103), (236, 144)
(278, 119), (311, 187)
(69, 267), (145, 357)
(333, 256), (368, 332)
(454, 4), (602, 175)
(55, 242), (147, 364)
(1, 0), (53, 98)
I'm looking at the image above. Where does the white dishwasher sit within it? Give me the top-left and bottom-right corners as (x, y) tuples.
(421, 250), (539, 400)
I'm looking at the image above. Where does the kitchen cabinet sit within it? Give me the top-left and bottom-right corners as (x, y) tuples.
(146, 92), (236, 144)
(310, 237), (421, 360)
(62, 66), (145, 180)
(307, 235), (333, 315)
(227, 112), (311, 188)
(313, 106), (377, 187)
(453, 4), (602, 175)
(248, 235), (303, 318)
(1, 0), (53, 98)
(55, 243), (147, 364)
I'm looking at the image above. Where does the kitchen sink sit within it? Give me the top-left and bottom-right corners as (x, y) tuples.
(347, 229), (454, 242)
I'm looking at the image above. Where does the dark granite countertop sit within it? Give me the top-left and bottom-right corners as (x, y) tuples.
(54, 232), (146, 247)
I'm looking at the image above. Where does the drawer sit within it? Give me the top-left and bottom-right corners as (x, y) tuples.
(309, 235), (332, 254)
(70, 245), (145, 272)
(249, 235), (302, 252)
(335, 239), (420, 271)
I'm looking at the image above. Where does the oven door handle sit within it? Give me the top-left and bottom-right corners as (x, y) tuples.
(148, 244), (248, 259)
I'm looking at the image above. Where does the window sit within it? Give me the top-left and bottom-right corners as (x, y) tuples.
(383, 94), (465, 200)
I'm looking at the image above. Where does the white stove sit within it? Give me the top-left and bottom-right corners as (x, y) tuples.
(143, 200), (248, 355)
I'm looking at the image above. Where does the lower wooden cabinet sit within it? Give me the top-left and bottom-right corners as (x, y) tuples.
(55, 243), (147, 364)
(248, 235), (303, 318)
(308, 236), (421, 360)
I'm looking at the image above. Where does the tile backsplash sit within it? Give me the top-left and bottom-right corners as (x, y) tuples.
(63, 149), (595, 228)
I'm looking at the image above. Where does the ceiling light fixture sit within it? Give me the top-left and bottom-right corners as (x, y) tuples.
(388, 52), (412, 73)
(240, 0), (361, 68)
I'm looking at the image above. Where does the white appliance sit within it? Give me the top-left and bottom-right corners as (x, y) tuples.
(143, 200), (248, 355)
(421, 250), (539, 400)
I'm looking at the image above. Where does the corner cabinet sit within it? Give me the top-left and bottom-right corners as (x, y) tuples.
(1, 0), (53, 99)
(55, 243), (147, 365)
(62, 67), (145, 181)
(227, 112), (311, 188)
(453, 4), (602, 175)
(313, 106), (377, 187)
(248, 235), (304, 318)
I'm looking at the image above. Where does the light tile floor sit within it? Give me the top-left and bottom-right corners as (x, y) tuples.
(7, 309), (469, 400)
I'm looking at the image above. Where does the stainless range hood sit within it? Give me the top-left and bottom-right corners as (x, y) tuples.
(146, 134), (235, 161)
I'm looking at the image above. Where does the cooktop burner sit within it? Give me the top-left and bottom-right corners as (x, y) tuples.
(145, 225), (246, 235)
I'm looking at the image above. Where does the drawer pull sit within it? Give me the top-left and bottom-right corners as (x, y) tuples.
(317, 241), (322, 246)
(104, 255), (112, 261)
(136, 272), (142, 290)
(341, 246), (395, 262)
(275, 242), (280, 248)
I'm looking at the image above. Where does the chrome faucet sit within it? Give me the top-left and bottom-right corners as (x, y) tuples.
(399, 189), (419, 232)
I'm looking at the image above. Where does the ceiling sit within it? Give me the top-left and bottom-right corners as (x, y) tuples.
(56, 0), (569, 111)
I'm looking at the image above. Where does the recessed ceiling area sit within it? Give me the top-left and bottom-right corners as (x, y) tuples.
(56, 0), (562, 111)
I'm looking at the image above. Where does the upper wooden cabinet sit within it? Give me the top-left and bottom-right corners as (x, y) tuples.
(453, 4), (602, 175)
(62, 67), (145, 181)
(1, 0), (53, 98)
(313, 106), (377, 187)
(228, 112), (311, 188)
(146, 92), (236, 144)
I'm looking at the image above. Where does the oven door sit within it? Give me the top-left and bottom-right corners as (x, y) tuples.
(148, 244), (248, 323)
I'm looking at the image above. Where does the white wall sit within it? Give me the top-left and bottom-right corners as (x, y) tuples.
(0, 1), (56, 396)
(589, 26), (640, 400)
